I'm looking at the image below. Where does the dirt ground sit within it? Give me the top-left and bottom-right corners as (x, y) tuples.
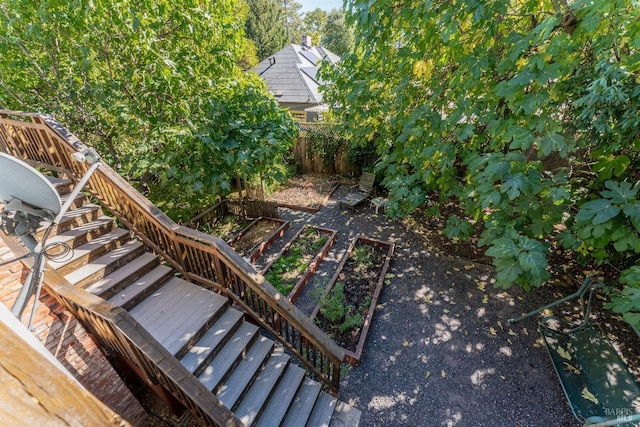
(268, 173), (349, 209)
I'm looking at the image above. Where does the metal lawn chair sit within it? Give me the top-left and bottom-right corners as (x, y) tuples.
(339, 172), (375, 210)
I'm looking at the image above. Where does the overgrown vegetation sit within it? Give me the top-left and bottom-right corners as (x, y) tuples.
(302, 120), (377, 172)
(0, 0), (297, 222)
(303, 123), (345, 170)
(323, 0), (640, 329)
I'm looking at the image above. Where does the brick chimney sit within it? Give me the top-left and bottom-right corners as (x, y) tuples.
(302, 35), (312, 47)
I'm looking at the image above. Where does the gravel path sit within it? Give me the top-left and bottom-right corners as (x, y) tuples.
(260, 185), (579, 427)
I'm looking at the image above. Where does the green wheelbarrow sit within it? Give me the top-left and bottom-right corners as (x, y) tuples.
(509, 277), (640, 426)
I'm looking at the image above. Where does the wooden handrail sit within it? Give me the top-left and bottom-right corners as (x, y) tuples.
(0, 110), (344, 392)
(0, 232), (243, 427)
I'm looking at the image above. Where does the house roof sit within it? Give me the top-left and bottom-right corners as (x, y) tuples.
(250, 44), (340, 105)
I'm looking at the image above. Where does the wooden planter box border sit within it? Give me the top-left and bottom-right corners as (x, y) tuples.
(227, 217), (290, 263)
(311, 234), (395, 366)
(274, 183), (340, 213)
(261, 224), (337, 303)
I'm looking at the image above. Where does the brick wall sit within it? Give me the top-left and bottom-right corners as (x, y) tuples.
(0, 239), (147, 425)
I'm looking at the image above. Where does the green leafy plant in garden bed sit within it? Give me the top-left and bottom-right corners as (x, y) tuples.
(264, 227), (328, 296)
(316, 282), (364, 335)
(314, 240), (387, 353)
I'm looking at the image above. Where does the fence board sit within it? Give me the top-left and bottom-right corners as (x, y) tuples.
(294, 136), (358, 175)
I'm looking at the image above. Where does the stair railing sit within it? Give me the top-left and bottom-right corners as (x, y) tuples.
(0, 233), (243, 427)
(0, 110), (344, 393)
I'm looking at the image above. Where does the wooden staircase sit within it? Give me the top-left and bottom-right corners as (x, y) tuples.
(40, 179), (358, 427)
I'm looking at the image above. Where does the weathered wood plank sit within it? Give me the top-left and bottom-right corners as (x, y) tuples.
(48, 228), (130, 274)
(107, 264), (173, 309)
(217, 336), (274, 408)
(63, 240), (144, 287)
(180, 309), (244, 375)
(45, 216), (115, 249)
(128, 279), (185, 322)
(130, 279), (229, 355)
(281, 378), (321, 427)
(37, 204), (101, 238)
(254, 364), (305, 427)
(198, 322), (259, 391)
(0, 311), (126, 426)
(234, 353), (290, 426)
(84, 252), (158, 296)
(306, 392), (337, 427)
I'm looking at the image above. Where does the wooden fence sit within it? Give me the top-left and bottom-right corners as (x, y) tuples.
(189, 198), (278, 229)
(295, 123), (359, 175)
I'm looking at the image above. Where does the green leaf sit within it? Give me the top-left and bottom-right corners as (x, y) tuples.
(518, 250), (547, 273)
(613, 232), (640, 252)
(539, 132), (566, 157)
(501, 173), (525, 200)
(600, 180), (638, 203)
(575, 199), (621, 225)
(493, 258), (523, 286)
(620, 266), (640, 286)
(556, 230), (580, 250)
(486, 238), (519, 258)
(623, 203), (640, 232)
(594, 155), (630, 179)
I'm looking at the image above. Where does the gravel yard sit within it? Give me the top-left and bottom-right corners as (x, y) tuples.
(266, 186), (580, 427)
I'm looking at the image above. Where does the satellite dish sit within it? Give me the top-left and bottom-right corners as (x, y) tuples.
(0, 152), (61, 217)
(1, 150), (100, 325)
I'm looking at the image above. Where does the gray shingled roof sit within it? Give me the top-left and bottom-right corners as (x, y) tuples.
(250, 44), (340, 104)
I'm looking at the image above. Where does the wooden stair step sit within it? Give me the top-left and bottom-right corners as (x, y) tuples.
(198, 322), (259, 392)
(253, 364), (306, 427)
(48, 228), (131, 274)
(281, 378), (322, 427)
(216, 336), (274, 409)
(234, 353), (290, 427)
(63, 240), (145, 288)
(130, 279), (229, 356)
(44, 217), (116, 250)
(306, 392), (337, 427)
(47, 176), (74, 194)
(59, 192), (88, 210)
(180, 309), (244, 375)
(84, 252), (159, 297)
(107, 265), (173, 309)
(37, 204), (102, 237)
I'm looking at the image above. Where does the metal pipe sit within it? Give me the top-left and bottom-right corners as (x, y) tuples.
(509, 277), (594, 324)
(53, 160), (101, 225)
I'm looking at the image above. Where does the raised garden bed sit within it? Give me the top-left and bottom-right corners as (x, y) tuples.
(261, 225), (337, 302)
(227, 217), (290, 263)
(311, 234), (394, 366)
(197, 214), (252, 242)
